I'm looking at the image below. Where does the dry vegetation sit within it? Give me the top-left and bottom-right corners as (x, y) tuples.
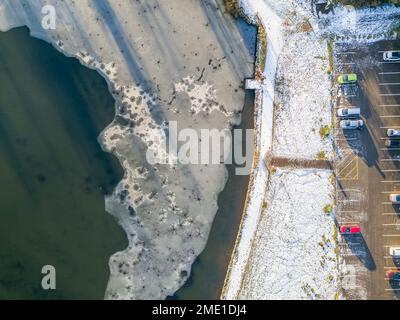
(224, 0), (240, 17)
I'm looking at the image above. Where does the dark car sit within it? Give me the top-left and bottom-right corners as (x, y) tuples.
(385, 140), (400, 148)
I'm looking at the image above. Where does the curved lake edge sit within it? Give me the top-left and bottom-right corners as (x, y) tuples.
(1, 11), (257, 299)
(0, 26), (129, 299)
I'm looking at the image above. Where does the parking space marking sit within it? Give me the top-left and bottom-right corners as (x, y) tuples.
(379, 71), (400, 75)
(382, 169), (400, 172)
(380, 104), (400, 107)
(381, 148), (400, 151)
(380, 115), (400, 118)
(379, 83), (400, 86)
(383, 234), (400, 237)
(382, 212), (399, 216)
(383, 223), (400, 226)
(379, 61), (400, 64)
(380, 126), (400, 129)
(336, 155), (359, 180)
(335, 137), (359, 141)
(379, 93), (400, 97)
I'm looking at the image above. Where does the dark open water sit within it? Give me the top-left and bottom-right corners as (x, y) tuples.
(0, 27), (127, 299)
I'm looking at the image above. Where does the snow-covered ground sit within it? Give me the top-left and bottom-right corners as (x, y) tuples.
(273, 32), (332, 160)
(239, 169), (337, 300)
(223, 0), (400, 300)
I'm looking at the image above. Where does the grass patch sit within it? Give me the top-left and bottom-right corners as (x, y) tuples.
(317, 150), (326, 160)
(320, 125), (331, 138)
(255, 21), (267, 76)
(324, 204), (333, 214)
(262, 201), (268, 210)
(327, 39), (334, 74)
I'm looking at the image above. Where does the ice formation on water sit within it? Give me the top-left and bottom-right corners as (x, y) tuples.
(0, 0), (254, 299)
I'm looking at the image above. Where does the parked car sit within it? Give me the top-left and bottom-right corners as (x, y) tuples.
(383, 51), (400, 61)
(337, 107), (360, 118)
(340, 119), (363, 130)
(389, 194), (400, 204)
(385, 140), (400, 148)
(340, 225), (361, 235)
(339, 85), (358, 97)
(386, 269), (400, 281)
(338, 73), (357, 85)
(389, 246), (400, 258)
(387, 129), (400, 137)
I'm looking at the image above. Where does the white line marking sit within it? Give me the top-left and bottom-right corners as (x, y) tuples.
(380, 93), (400, 97)
(383, 234), (400, 237)
(382, 212), (399, 216)
(380, 105), (400, 107)
(379, 71), (400, 75)
(380, 115), (400, 118)
(335, 137), (359, 141)
(381, 181), (400, 183)
(379, 61), (400, 64)
(385, 289), (400, 291)
(379, 83), (400, 86)
(382, 169), (400, 172)
(381, 148), (400, 151)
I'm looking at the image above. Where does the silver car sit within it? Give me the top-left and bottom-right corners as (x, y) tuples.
(383, 51), (400, 61)
(387, 128), (400, 137)
(337, 107), (360, 118)
(389, 246), (400, 258)
(390, 194), (400, 204)
(340, 119), (363, 130)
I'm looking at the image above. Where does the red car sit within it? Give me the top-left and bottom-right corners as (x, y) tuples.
(340, 224), (361, 235)
(386, 270), (400, 281)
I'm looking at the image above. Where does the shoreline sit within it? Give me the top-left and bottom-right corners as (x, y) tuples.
(0, 0), (255, 299)
(221, 0), (278, 299)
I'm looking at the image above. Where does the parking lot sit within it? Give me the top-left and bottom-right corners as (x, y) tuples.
(333, 40), (400, 300)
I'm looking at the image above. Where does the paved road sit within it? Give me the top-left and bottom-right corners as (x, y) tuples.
(334, 40), (400, 300)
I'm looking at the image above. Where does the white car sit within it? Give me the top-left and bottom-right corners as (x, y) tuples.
(390, 193), (400, 204)
(383, 51), (400, 61)
(337, 108), (360, 118)
(340, 119), (363, 130)
(387, 128), (400, 137)
(389, 246), (400, 258)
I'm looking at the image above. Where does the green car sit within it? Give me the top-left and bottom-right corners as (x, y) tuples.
(337, 73), (357, 85)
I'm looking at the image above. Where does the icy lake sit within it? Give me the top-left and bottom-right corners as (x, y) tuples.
(0, 27), (127, 299)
